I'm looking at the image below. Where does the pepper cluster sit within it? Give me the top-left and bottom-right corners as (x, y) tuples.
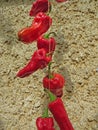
(17, 0), (74, 130)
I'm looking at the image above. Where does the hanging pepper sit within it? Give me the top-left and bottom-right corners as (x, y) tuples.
(37, 34), (56, 55)
(18, 12), (52, 43)
(29, 0), (50, 16)
(16, 48), (51, 78)
(46, 90), (74, 130)
(36, 117), (55, 130)
(36, 102), (55, 130)
(43, 73), (65, 97)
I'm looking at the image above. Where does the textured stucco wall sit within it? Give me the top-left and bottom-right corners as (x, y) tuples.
(0, 0), (98, 130)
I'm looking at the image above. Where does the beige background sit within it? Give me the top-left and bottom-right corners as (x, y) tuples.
(0, 0), (98, 130)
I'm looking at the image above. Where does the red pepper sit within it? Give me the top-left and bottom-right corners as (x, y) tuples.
(37, 34), (56, 54)
(18, 12), (52, 43)
(43, 73), (65, 97)
(36, 117), (55, 130)
(48, 97), (74, 130)
(29, 0), (50, 16)
(56, 0), (68, 2)
(17, 48), (51, 78)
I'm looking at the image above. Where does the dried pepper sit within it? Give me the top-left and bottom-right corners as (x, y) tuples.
(43, 73), (65, 97)
(17, 48), (51, 78)
(36, 117), (55, 130)
(47, 90), (74, 130)
(29, 0), (49, 16)
(18, 12), (52, 43)
(37, 34), (56, 55)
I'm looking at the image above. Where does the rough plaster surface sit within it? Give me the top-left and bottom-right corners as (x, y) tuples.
(0, 0), (98, 130)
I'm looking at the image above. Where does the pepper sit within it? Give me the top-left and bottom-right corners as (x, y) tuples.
(43, 73), (65, 97)
(47, 91), (74, 130)
(36, 117), (55, 130)
(37, 34), (56, 55)
(17, 48), (51, 78)
(18, 12), (52, 43)
(29, 0), (50, 16)
(36, 102), (55, 130)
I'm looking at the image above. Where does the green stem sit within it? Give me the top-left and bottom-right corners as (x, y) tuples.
(48, 62), (53, 79)
(44, 34), (49, 39)
(44, 32), (57, 39)
(45, 89), (56, 102)
(42, 107), (49, 118)
(42, 89), (56, 118)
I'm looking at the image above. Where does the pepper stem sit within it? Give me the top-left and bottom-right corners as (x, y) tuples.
(48, 32), (57, 37)
(47, 1), (52, 15)
(44, 34), (50, 39)
(49, 3), (52, 13)
(44, 32), (57, 39)
(48, 62), (53, 79)
(42, 107), (49, 118)
(45, 89), (56, 102)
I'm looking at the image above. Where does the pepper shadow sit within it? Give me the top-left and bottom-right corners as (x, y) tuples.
(0, 11), (15, 43)
(53, 30), (74, 97)
(0, 1), (18, 48)
(0, 0), (33, 43)
(59, 66), (74, 99)
(53, 28), (69, 63)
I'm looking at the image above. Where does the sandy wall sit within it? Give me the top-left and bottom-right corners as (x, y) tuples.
(0, 0), (98, 130)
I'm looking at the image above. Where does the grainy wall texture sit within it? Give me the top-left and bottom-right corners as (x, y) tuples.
(0, 0), (98, 130)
